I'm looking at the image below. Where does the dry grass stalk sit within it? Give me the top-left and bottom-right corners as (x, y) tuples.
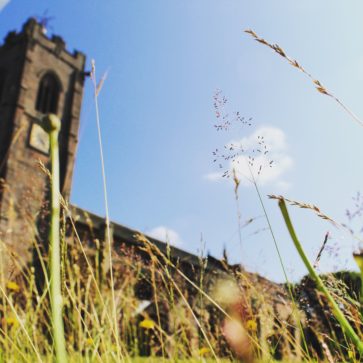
(268, 194), (363, 245)
(244, 29), (363, 128)
(268, 194), (339, 226)
(314, 232), (330, 269)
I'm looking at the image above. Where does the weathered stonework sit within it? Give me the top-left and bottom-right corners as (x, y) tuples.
(0, 18), (86, 276)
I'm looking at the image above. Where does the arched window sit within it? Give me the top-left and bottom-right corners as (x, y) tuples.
(35, 72), (60, 114)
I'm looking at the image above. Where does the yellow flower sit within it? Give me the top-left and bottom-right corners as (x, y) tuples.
(6, 281), (20, 292)
(198, 347), (210, 356)
(139, 318), (155, 329)
(85, 337), (94, 347)
(6, 316), (18, 327)
(246, 319), (257, 332)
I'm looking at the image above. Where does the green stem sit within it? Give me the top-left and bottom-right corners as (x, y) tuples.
(278, 197), (363, 355)
(42, 114), (68, 363)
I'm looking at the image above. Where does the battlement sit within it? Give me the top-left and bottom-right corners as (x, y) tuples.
(0, 18), (85, 69)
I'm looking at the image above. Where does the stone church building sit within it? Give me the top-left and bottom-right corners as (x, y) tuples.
(0, 17), (224, 278)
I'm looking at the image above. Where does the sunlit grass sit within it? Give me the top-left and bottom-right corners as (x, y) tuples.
(2, 23), (363, 363)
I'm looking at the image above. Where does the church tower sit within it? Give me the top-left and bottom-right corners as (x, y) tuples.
(0, 18), (86, 274)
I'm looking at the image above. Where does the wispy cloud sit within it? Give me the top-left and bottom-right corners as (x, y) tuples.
(146, 226), (183, 247)
(0, 0), (10, 12)
(206, 126), (293, 189)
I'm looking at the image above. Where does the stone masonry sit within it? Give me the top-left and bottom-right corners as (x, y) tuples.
(0, 18), (86, 276)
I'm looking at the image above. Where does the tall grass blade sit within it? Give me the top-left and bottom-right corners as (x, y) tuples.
(42, 114), (68, 363)
(90, 60), (123, 361)
(277, 196), (363, 355)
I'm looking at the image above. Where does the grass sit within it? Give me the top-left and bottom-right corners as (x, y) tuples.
(2, 186), (363, 362)
(2, 25), (363, 363)
(42, 114), (68, 363)
(1, 210), (332, 362)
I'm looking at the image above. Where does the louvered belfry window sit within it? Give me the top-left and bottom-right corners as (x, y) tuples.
(35, 73), (60, 114)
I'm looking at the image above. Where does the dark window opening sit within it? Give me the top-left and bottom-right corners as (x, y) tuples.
(36, 73), (60, 114)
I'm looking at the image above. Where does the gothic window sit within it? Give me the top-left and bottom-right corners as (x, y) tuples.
(35, 72), (60, 114)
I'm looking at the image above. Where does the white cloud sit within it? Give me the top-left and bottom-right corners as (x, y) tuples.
(146, 226), (183, 247)
(205, 172), (222, 182)
(0, 0), (10, 11)
(275, 180), (291, 191)
(206, 126), (293, 188)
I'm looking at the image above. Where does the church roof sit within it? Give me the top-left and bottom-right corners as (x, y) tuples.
(70, 204), (226, 271)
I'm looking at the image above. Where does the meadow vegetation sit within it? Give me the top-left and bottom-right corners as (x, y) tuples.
(2, 29), (363, 363)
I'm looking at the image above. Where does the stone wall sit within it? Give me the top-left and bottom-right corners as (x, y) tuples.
(0, 18), (86, 277)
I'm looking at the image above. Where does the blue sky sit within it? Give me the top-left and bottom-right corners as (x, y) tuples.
(2, 1), (363, 282)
